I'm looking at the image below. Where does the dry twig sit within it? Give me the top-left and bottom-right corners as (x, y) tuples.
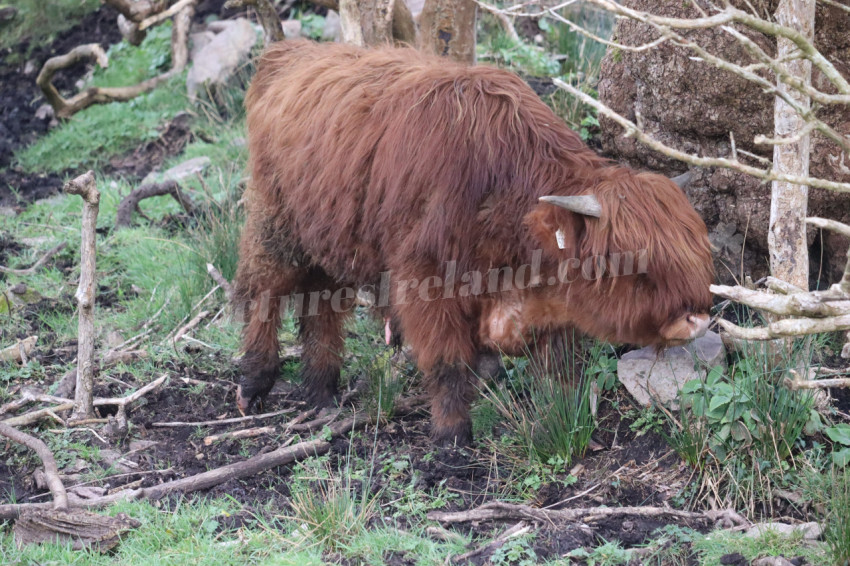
(206, 263), (234, 301)
(0, 243), (67, 275)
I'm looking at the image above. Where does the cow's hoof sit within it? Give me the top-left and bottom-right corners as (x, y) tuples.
(236, 364), (278, 414)
(300, 383), (338, 409)
(430, 421), (473, 447)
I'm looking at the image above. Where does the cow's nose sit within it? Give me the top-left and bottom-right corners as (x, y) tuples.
(688, 313), (710, 339)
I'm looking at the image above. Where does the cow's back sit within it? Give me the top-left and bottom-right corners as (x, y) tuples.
(245, 40), (597, 285)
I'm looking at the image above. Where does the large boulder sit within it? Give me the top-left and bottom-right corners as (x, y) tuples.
(187, 18), (259, 102)
(597, 1), (850, 286)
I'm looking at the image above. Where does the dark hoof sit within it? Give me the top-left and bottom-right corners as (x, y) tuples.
(430, 421), (473, 447)
(299, 383), (338, 410)
(300, 365), (340, 409)
(237, 359), (278, 414)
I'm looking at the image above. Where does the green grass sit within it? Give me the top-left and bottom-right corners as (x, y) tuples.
(481, 334), (597, 468)
(0, 0), (100, 56)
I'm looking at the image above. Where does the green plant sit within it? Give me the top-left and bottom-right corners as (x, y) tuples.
(566, 539), (630, 565)
(490, 535), (538, 566)
(626, 406), (665, 437)
(659, 402), (710, 469)
(681, 361), (814, 462)
(825, 424), (850, 467)
(482, 337), (596, 465)
(824, 466), (850, 565)
(288, 462), (380, 551)
(584, 342), (618, 393)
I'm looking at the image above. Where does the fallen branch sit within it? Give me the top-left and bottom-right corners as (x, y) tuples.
(0, 336), (38, 364)
(203, 426), (277, 445)
(0, 422), (140, 549)
(715, 314), (850, 340)
(115, 181), (195, 229)
(206, 263), (234, 301)
(64, 172), (99, 422)
(449, 521), (531, 564)
(138, 0), (194, 30)
(151, 405), (296, 428)
(103, 0), (168, 23)
(0, 243), (66, 275)
(171, 310), (210, 345)
(2, 374), (167, 427)
(784, 374), (850, 390)
(427, 501), (749, 530)
(0, 423), (68, 510)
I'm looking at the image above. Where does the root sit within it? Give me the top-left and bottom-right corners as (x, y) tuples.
(114, 180), (196, 229)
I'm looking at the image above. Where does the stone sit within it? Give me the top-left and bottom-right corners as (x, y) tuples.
(0, 5), (17, 22)
(751, 558), (795, 566)
(746, 521), (822, 540)
(186, 18), (258, 101)
(281, 19), (302, 39)
(323, 10), (341, 42)
(142, 156), (211, 185)
(617, 330), (726, 408)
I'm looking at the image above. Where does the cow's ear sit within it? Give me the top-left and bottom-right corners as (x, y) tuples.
(524, 204), (584, 255)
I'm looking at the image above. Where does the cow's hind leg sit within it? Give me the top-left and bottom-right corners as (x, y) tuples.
(234, 223), (305, 413)
(297, 268), (353, 408)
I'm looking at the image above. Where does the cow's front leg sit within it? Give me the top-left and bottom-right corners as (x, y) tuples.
(426, 362), (478, 446)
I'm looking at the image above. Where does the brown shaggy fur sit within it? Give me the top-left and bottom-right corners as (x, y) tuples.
(235, 40), (715, 444)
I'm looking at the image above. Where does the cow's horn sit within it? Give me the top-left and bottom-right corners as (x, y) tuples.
(539, 195), (602, 218)
(671, 171), (693, 188)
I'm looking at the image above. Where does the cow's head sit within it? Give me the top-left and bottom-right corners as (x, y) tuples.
(522, 168), (714, 348)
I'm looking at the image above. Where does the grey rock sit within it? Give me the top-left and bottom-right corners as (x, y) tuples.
(282, 19), (302, 39)
(323, 10), (341, 42)
(142, 156), (211, 185)
(746, 521), (822, 540)
(189, 30), (216, 61)
(187, 18), (258, 101)
(0, 5), (18, 22)
(751, 558), (795, 566)
(617, 330), (726, 408)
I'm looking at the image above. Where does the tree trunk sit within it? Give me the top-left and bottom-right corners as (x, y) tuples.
(418, 0), (476, 64)
(339, 0), (394, 46)
(768, 0), (815, 290)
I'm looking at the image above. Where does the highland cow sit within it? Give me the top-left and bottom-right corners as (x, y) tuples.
(234, 39), (715, 444)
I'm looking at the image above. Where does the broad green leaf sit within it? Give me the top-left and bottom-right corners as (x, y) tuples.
(826, 424), (850, 446)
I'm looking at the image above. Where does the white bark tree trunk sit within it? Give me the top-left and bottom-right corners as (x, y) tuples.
(768, 0), (816, 290)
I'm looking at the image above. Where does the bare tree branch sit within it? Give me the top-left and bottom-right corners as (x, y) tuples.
(553, 78), (850, 193)
(0, 243), (67, 275)
(0, 423), (68, 510)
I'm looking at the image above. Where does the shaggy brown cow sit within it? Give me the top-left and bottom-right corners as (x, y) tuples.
(235, 39), (714, 444)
